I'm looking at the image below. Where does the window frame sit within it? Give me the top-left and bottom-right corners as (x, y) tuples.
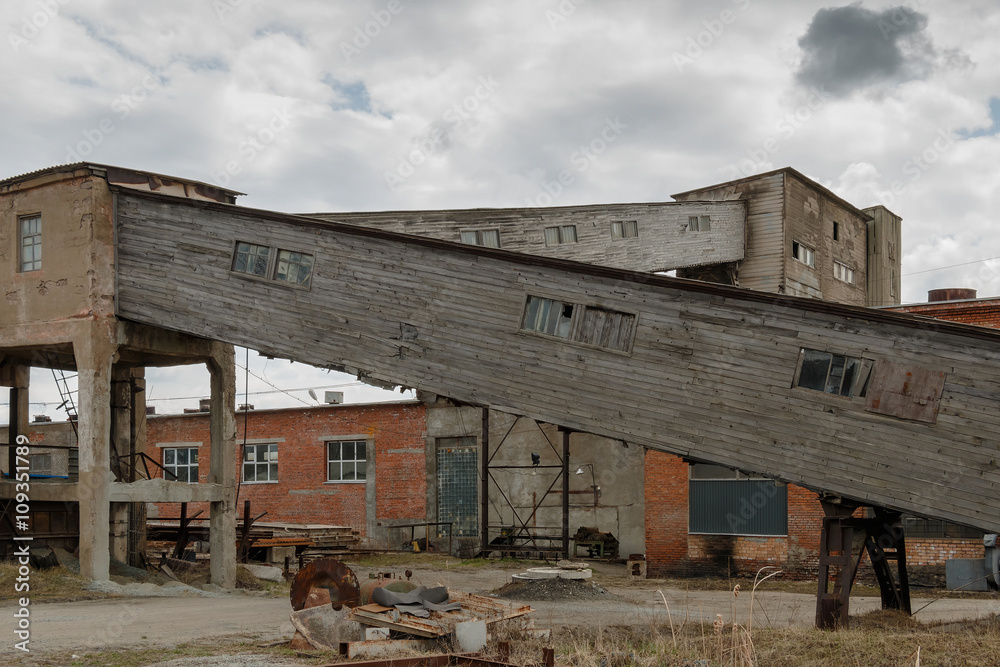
(519, 294), (637, 354)
(833, 261), (855, 285)
(19, 214), (42, 272)
(230, 240), (315, 289)
(459, 229), (501, 248)
(687, 215), (711, 232)
(792, 240), (815, 267)
(326, 439), (368, 483)
(242, 443), (278, 483)
(163, 446), (199, 484)
(611, 220), (639, 239)
(29, 453), (53, 476)
(792, 348), (872, 399)
(543, 225), (578, 246)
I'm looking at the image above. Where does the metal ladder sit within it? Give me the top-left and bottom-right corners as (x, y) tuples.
(51, 368), (79, 438)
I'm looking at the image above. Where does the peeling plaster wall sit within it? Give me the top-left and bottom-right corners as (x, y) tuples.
(0, 169), (115, 329)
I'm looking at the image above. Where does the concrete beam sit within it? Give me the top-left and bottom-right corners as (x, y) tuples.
(108, 479), (226, 503)
(208, 344), (237, 589)
(0, 480), (79, 502)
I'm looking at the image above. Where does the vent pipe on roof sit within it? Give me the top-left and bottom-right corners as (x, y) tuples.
(928, 288), (977, 302)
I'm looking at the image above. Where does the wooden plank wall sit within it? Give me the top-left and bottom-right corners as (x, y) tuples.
(864, 205), (903, 307)
(672, 173), (785, 294)
(307, 201), (746, 273)
(114, 191), (1000, 533)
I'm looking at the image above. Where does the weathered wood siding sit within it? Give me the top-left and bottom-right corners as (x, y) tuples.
(307, 201), (746, 273)
(672, 173), (785, 294)
(114, 190), (1000, 533)
(784, 172), (869, 306)
(864, 205), (903, 307)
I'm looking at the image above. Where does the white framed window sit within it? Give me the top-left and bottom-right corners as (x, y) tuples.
(687, 215), (711, 232)
(232, 242), (271, 277)
(19, 215), (42, 272)
(243, 443), (278, 482)
(274, 249), (314, 286)
(327, 439), (367, 482)
(611, 220), (638, 239)
(543, 225), (577, 245)
(792, 241), (815, 267)
(833, 261), (855, 285)
(460, 229), (501, 248)
(163, 447), (199, 483)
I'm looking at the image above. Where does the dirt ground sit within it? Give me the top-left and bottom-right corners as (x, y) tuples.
(4, 558), (1000, 664)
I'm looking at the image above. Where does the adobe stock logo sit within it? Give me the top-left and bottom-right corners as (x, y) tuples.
(8, 0), (72, 53)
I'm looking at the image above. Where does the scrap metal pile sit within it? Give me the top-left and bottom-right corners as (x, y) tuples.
(288, 559), (542, 661)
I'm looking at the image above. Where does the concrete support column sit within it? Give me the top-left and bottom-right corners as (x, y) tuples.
(207, 344), (237, 588)
(109, 364), (131, 563)
(75, 329), (116, 581)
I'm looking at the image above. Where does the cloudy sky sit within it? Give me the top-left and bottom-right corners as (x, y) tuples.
(2, 0), (998, 420)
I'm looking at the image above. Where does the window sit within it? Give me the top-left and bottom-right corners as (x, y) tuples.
(833, 221), (840, 242)
(833, 261), (855, 285)
(163, 447), (199, 483)
(19, 215), (42, 272)
(327, 439), (367, 482)
(520, 295), (636, 352)
(460, 229), (501, 248)
(792, 241), (815, 267)
(688, 464), (787, 536)
(611, 220), (638, 239)
(29, 453), (52, 476)
(232, 242), (271, 277)
(795, 349), (869, 397)
(687, 215), (711, 232)
(243, 443), (278, 482)
(902, 516), (983, 540)
(274, 249), (314, 286)
(231, 241), (314, 288)
(437, 437), (479, 537)
(544, 225), (578, 245)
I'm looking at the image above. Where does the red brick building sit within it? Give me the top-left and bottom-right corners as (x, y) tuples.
(147, 401), (428, 545)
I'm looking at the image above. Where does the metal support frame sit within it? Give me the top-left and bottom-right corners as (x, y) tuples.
(815, 501), (911, 629)
(476, 411), (572, 559)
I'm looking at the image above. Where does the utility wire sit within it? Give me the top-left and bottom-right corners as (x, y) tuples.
(902, 255), (1000, 277)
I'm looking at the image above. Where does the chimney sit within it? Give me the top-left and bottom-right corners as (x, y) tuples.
(928, 288), (977, 303)
(324, 391), (344, 405)
(33, 415), (52, 423)
(146, 406), (156, 416)
(239, 404), (255, 412)
(199, 399), (212, 412)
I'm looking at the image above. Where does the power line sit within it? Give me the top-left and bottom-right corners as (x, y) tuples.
(902, 256), (1000, 277)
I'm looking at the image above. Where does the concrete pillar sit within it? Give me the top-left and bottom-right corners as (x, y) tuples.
(109, 364), (131, 563)
(207, 345), (237, 588)
(3, 364), (29, 478)
(75, 329), (116, 581)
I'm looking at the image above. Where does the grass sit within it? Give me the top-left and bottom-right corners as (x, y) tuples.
(0, 562), (115, 603)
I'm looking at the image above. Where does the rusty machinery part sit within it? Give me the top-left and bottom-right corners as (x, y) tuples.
(290, 558), (360, 611)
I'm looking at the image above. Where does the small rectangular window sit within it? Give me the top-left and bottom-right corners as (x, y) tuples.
(19, 215), (42, 272)
(611, 220), (638, 239)
(232, 242), (271, 277)
(29, 453), (53, 476)
(833, 221), (840, 242)
(460, 229), (501, 248)
(688, 215), (711, 232)
(328, 439), (367, 482)
(795, 349), (868, 397)
(163, 447), (199, 483)
(544, 225), (578, 245)
(833, 261), (854, 284)
(521, 295), (574, 338)
(520, 295), (636, 352)
(274, 249), (314, 286)
(243, 443), (278, 482)
(792, 241), (815, 267)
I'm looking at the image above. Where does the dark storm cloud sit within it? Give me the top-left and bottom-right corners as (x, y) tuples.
(795, 3), (941, 96)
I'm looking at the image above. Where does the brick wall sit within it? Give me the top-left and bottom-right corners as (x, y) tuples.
(644, 449), (974, 579)
(886, 299), (1000, 329)
(147, 401), (427, 539)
